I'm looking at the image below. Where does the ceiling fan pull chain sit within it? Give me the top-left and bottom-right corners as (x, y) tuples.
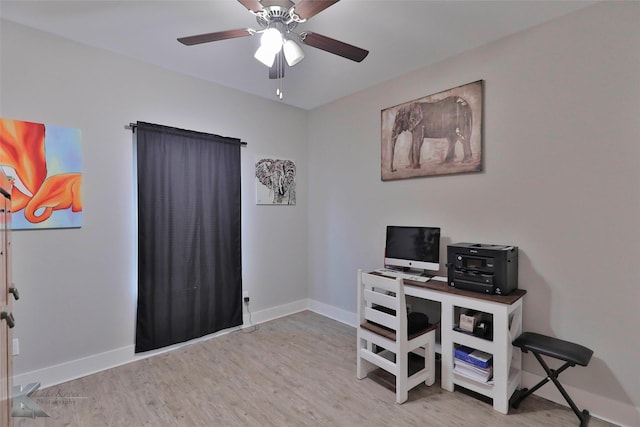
(277, 53), (284, 100)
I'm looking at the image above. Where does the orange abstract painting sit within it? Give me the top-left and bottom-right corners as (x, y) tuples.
(0, 118), (82, 229)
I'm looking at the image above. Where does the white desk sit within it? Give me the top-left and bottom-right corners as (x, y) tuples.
(401, 277), (525, 414)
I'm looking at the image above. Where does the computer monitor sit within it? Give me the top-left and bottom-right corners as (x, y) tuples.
(384, 226), (441, 273)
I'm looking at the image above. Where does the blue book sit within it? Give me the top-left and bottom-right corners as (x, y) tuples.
(454, 346), (493, 368)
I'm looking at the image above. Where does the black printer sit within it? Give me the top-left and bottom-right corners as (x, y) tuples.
(447, 243), (518, 295)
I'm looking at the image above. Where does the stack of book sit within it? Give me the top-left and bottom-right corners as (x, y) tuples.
(454, 346), (493, 383)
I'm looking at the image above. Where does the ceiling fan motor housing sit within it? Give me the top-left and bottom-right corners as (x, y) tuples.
(255, 0), (300, 33)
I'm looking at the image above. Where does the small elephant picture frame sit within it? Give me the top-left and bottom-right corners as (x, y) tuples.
(255, 157), (296, 205)
(381, 80), (483, 181)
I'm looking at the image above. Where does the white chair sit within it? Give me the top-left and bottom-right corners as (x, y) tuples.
(356, 269), (437, 404)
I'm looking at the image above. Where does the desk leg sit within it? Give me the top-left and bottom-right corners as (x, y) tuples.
(440, 299), (454, 392)
(492, 307), (510, 414)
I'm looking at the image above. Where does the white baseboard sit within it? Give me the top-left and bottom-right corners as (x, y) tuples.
(306, 299), (357, 327)
(13, 300), (638, 427)
(13, 344), (135, 390)
(521, 372), (639, 427)
(14, 299), (310, 390)
(242, 299), (308, 327)
(13, 326), (241, 390)
(13, 299), (316, 388)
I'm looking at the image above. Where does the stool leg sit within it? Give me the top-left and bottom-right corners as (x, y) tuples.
(510, 352), (561, 409)
(511, 375), (550, 408)
(532, 353), (590, 426)
(510, 388), (529, 409)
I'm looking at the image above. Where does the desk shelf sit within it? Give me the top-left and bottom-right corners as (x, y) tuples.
(452, 366), (520, 397)
(452, 330), (493, 353)
(447, 296), (524, 414)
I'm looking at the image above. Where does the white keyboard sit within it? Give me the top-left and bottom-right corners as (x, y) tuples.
(374, 268), (431, 283)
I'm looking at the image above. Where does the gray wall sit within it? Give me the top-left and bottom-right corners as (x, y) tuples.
(308, 1), (639, 424)
(1, 19), (309, 377)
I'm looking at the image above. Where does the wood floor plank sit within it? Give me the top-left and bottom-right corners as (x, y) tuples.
(14, 311), (617, 426)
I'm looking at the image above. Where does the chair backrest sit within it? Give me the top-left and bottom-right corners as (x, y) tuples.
(357, 269), (408, 342)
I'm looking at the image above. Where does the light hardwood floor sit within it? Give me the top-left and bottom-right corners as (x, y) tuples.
(15, 311), (616, 426)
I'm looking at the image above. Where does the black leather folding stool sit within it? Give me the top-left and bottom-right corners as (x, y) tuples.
(511, 332), (594, 426)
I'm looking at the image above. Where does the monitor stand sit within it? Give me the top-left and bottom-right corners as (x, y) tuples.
(385, 266), (428, 277)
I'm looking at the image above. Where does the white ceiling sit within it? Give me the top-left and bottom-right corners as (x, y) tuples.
(0, 0), (594, 110)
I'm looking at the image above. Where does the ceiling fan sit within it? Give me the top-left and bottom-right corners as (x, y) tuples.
(178, 0), (369, 91)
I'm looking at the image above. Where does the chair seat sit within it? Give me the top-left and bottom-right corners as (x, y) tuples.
(361, 320), (439, 341)
(512, 332), (593, 366)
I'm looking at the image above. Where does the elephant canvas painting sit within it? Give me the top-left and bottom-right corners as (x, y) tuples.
(0, 117), (83, 229)
(255, 158), (296, 205)
(381, 80), (483, 180)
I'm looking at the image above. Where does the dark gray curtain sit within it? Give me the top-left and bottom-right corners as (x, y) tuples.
(135, 121), (242, 353)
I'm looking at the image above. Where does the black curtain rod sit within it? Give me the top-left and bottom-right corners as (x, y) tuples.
(125, 123), (247, 146)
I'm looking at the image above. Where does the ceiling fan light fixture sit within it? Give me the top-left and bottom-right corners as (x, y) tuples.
(254, 44), (276, 67)
(283, 39), (304, 66)
(260, 27), (283, 54)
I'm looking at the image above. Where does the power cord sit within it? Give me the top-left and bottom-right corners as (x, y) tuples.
(242, 297), (258, 333)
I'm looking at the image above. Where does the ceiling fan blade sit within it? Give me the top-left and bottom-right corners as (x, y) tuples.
(237, 0), (264, 13)
(301, 32), (369, 62)
(293, 0), (340, 20)
(269, 51), (285, 79)
(178, 29), (253, 46)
